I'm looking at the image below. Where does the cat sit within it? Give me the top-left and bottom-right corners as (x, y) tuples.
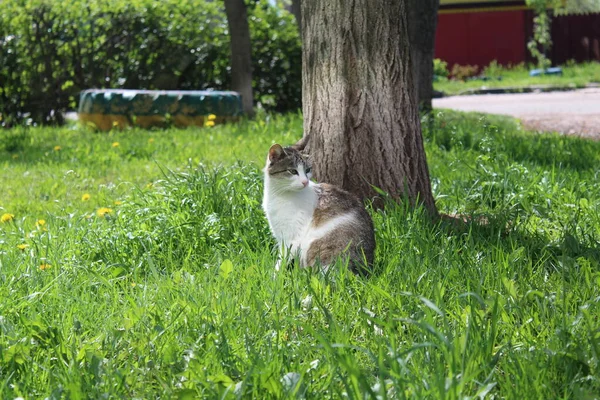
(262, 143), (375, 275)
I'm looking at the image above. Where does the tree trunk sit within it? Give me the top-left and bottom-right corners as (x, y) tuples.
(408, 0), (440, 113)
(290, 0), (302, 38)
(224, 0), (254, 116)
(301, 0), (438, 216)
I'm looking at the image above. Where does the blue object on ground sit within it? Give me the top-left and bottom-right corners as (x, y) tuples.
(529, 67), (563, 77)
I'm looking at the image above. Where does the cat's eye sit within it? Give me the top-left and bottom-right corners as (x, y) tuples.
(305, 167), (311, 173)
(289, 169), (299, 175)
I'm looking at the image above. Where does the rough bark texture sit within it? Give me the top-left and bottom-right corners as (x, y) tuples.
(301, 0), (438, 216)
(224, 0), (254, 116)
(408, 0), (440, 112)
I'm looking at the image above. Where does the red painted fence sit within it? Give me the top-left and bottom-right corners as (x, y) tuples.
(435, 5), (600, 69)
(435, 10), (527, 68)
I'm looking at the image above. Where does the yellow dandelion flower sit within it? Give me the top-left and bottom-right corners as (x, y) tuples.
(54, 145), (61, 151)
(131, 282), (136, 287)
(35, 219), (47, 231)
(204, 120), (215, 128)
(96, 207), (113, 217)
(40, 263), (52, 270)
(114, 200), (123, 206)
(17, 243), (29, 251)
(146, 182), (153, 189)
(148, 138), (155, 143)
(1, 213), (14, 223)
(207, 114), (217, 121)
(82, 193), (91, 201)
(112, 142), (120, 148)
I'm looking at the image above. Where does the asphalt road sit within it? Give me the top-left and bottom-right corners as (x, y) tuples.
(433, 88), (600, 140)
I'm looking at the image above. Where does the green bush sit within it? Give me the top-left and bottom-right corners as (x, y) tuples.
(433, 58), (449, 78)
(0, 0), (301, 126)
(249, 3), (302, 112)
(450, 64), (480, 81)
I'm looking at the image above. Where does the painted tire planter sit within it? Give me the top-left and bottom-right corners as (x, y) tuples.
(78, 89), (243, 131)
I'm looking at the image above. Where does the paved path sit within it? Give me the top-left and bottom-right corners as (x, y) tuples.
(433, 88), (600, 140)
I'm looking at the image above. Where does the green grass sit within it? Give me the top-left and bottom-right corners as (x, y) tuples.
(434, 61), (600, 96)
(1, 112), (599, 398)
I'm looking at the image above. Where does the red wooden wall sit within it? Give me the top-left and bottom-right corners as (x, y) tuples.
(435, 10), (528, 68)
(543, 12), (600, 64)
(435, 8), (600, 69)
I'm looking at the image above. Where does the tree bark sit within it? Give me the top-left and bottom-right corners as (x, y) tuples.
(301, 0), (438, 216)
(224, 0), (254, 116)
(408, 0), (440, 113)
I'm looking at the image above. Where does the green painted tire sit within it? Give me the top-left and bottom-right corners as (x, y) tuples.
(78, 89), (243, 130)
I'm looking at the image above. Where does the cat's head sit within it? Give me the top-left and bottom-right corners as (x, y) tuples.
(265, 144), (312, 191)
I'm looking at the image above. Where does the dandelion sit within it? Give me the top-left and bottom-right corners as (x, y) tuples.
(17, 243), (29, 251)
(39, 263), (52, 270)
(131, 282), (136, 287)
(114, 200), (123, 206)
(205, 120), (215, 128)
(1, 213), (14, 223)
(148, 138), (155, 144)
(36, 219), (47, 231)
(54, 145), (61, 151)
(112, 142), (120, 148)
(96, 207), (113, 217)
(207, 114), (217, 121)
(82, 193), (91, 201)
(146, 182), (153, 189)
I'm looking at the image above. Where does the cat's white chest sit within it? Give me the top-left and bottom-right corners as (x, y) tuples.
(263, 185), (317, 247)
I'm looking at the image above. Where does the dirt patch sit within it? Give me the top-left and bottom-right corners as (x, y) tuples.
(519, 114), (600, 141)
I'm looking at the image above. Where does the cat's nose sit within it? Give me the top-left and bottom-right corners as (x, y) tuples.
(301, 179), (308, 187)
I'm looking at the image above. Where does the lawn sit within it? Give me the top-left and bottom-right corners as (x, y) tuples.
(1, 112), (599, 398)
(434, 61), (600, 96)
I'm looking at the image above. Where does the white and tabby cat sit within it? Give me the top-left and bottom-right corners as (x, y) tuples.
(262, 144), (375, 275)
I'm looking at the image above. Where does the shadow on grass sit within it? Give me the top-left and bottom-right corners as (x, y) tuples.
(424, 111), (600, 172)
(439, 211), (600, 274)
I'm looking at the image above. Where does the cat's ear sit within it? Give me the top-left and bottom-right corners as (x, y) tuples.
(268, 144), (285, 163)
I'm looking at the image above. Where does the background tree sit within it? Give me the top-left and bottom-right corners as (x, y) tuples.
(299, 0), (438, 216)
(289, 0), (302, 37)
(224, 0), (254, 116)
(407, 0), (440, 113)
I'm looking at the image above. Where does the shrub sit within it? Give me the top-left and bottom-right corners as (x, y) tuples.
(0, 0), (301, 126)
(433, 58), (449, 78)
(450, 64), (480, 81)
(248, 2), (302, 112)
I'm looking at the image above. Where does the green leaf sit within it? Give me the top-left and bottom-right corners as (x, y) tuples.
(219, 259), (233, 279)
(209, 373), (234, 386)
(176, 389), (197, 400)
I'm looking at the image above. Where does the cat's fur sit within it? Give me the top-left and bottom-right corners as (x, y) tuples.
(262, 144), (375, 275)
